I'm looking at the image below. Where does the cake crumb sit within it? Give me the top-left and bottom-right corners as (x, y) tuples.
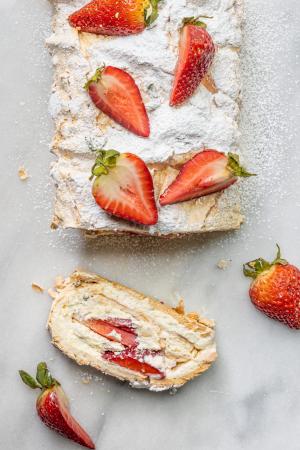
(31, 283), (44, 293)
(217, 259), (231, 270)
(174, 299), (185, 315)
(81, 374), (92, 384)
(18, 166), (29, 181)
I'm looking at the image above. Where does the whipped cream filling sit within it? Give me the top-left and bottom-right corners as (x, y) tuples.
(48, 0), (243, 234)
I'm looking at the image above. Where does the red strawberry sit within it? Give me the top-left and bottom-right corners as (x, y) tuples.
(243, 246), (300, 329)
(170, 18), (216, 106)
(69, 0), (160, 36)
(159, 150), (254, 206)
(84, 318), (137, 347)
(85, 66), (150, 137)
(19, 362), (95, 449)
(91, 149), (158, 225)
(103, 349), (164, 378)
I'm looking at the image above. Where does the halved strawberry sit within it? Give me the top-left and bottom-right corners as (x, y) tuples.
(170, 18), (215, 106)
(85, 66), (150, 137)
(19, 363), (95, 449)
(69, 0), (160, 36)
(91, 149), (158, 225)
(84, 318), (137, 347)
(103, 349), (164, 378)
(159, 150), (254, 206)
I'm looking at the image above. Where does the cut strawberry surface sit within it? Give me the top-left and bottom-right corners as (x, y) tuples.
(170, 18), (215, 106)
(103, 349), (164, 378)
(105, 317), (135, 334)
(91, 149), (158, 225)
(84, 318), (137, 347)
(86, 66), (150, 137)
(37, 386), (95, 449)
(19, 363), (95, 449)
(68, 0), (160, 36)
(160, 150), (254, 206)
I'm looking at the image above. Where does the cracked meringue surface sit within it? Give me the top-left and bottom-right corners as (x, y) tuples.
(48, 0), (243, 235)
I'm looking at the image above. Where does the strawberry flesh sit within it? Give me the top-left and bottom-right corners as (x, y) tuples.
(103, 349), (164, 378)
(84, 318), (137, 347)
(37, 386), (95, 449)
(69, 0), (152, 36)
(87, 66), (150, 137)
(170, 24), (215, 106)
(160, 150), (237, 206)
(92, 152), (158, 225)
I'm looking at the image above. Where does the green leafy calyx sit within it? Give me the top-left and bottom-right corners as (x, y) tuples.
(90, 149), (120, 180)
(84, 66), (105, 90)
(243, 244), (288, 279)
(145, 0), (161, 26)
(19, 362), (60, 391)
(227, 153), (256, 178)
(182, 16), (213, 29)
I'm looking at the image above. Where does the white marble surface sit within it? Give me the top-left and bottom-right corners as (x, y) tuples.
(0, 0), (300, 449)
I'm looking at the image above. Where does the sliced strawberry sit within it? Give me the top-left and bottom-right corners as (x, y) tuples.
(69, 0), (160, 36)
(85, 66), (150, 137)
(103, 349), (164, 378)
(19, 363), (95, 449)
(170, 18), (215, 106)
(91, 149), (158, 225)
(84, 318), (137, 347)
(104, 317), (135, 333)
(159, 150), (254, 206)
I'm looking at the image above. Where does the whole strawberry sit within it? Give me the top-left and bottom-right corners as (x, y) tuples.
(69, 0), (160, 36)
(19, 362), (95, 449)
(243, 246), (300, 329)
(170, 17), (215, 106)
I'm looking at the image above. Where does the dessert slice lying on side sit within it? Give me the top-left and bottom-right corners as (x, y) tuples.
(48, 271), (217, 391)
(48, 0), (244, 236)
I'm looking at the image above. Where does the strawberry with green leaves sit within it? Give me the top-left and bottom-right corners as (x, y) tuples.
(19, 363), (95, 449)
(243, 246), (300, 329)
(90, 149), (158, 225)
(170, 17), (215, 106)
(160, 150), (254, 206)
(69, 0), (160, 36)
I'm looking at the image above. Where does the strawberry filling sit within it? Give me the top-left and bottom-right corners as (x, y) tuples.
(103, 349), (165, 379)
(84, 318), (137, 347)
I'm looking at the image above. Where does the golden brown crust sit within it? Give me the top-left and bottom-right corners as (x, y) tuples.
(48, 271), (217, 390)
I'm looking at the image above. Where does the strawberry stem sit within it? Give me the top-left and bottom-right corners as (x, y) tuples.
(84, 66), (105, 90)
(90, 149), (120, 180)
(19, 362), (60, 391)
(182, 16), (212, 28)
(243, 245), (288, 279)
(227, 153), (256, 178)
(145, 0), (161, 26)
